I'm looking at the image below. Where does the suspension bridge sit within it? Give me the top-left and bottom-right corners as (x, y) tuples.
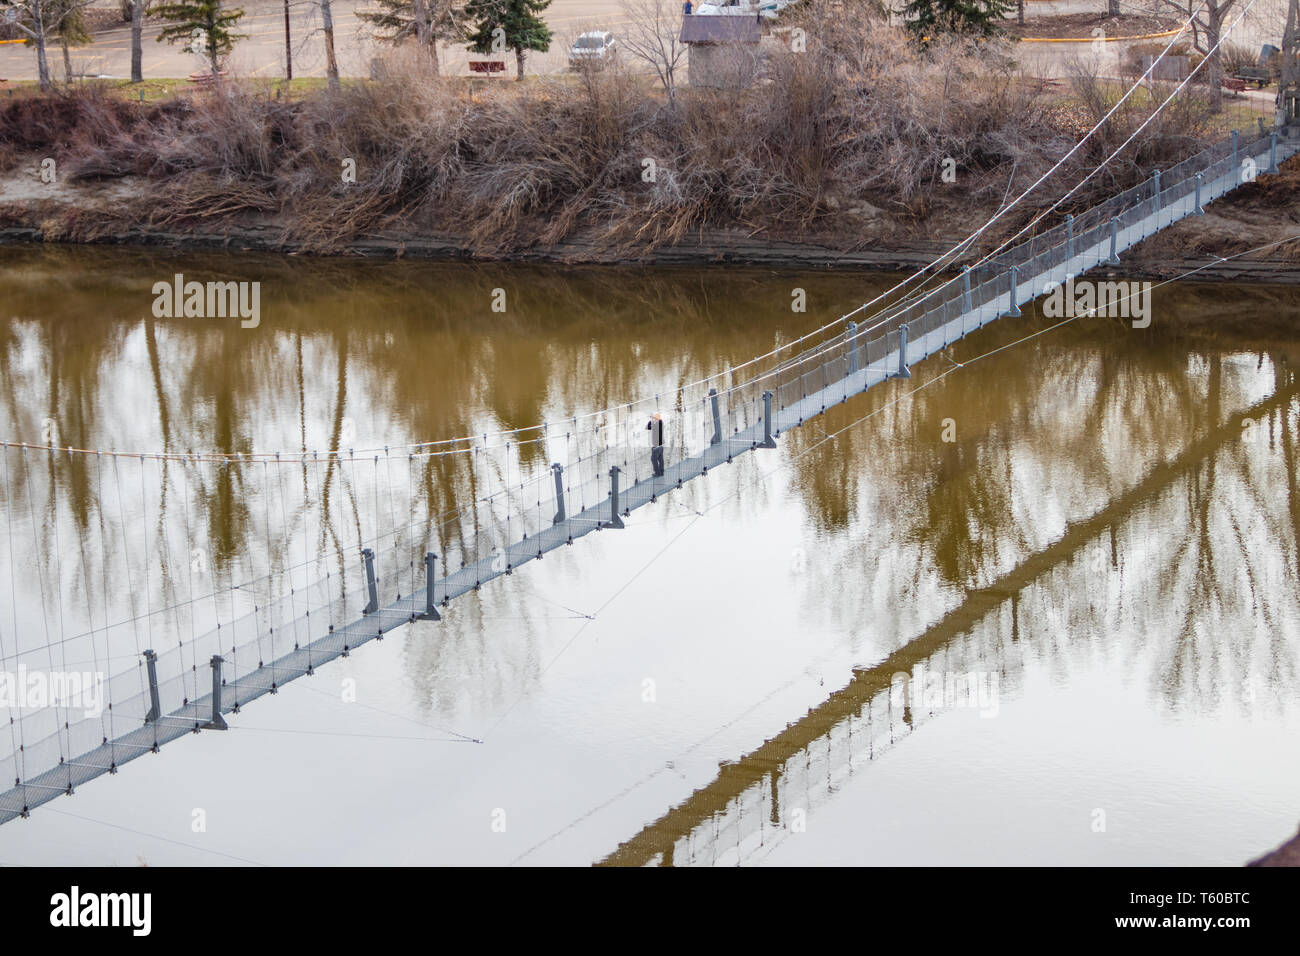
(0, 110), (1296, 827)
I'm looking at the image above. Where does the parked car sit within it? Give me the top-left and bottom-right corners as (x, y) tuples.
(569, 31), (618, 71)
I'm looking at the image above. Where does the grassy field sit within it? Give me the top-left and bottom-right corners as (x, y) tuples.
(1, 76), (351, 103)
(0, 71), (608, 104)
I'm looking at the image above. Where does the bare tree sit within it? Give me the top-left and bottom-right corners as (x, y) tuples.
(1159, 0), (1240, 112)
(1277, 0), (1298, 125)
(319, 0), (340, 88)
(618, 0), (686, 101)
(1, 0), (95, 91)
(130, 0), (145, 82)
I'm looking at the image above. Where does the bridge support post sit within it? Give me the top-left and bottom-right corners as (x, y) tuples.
(961, 266), (972, 314)
(1269, 131), (1280, 174)
(1152, 169), (1162, 221)
(847, 321), (859, 375)
(143, 649), (161, 723)
(422, 552), (441, 621)
(1194, 172), (1204, 215)
(551, 463), (565, 525)
(604, 466), (625, 529)
(1004, 266), (1022, 318)
(362, 547), (378, 615)
(760, 390), (777, 449)
(1232, 130), (1239, 171)
(1065, 214), (1075, 259)
(1107, 218), (1120, 265)
(709, 388), (722, 446)
(893, 324), (912, 379)
(203, 656), (228, 730)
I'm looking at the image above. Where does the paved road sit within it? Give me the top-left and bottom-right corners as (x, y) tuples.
(0, 0), (1288, 82)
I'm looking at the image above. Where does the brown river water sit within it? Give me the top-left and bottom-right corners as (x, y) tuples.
(0, 243), (1297, 865)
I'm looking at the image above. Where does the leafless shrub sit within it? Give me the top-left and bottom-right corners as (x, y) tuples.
(0, 142), (18, 175)
(1217, 41), (1259, 76)
(1065, 50), (1214, 199)
(0, 5), (1231, 254)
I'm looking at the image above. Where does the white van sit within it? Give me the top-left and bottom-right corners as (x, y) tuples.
(569, 32), (619, 71)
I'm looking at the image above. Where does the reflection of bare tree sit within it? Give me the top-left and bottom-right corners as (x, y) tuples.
(0, 247), (899, 717)
(319, 331), (357, 589)
(6, 244), (1300, 789)
(790, 326), (1221, 589)
(1131, 357), (1299, 709)
(831, 326), (1296, 702)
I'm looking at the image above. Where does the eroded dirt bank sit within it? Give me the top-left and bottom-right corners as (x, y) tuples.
(3, 147), (1298, 281)
(1, 126), (1298, 280)
(2, 180), (1298, 282)
(1248, 826), (1300, 866)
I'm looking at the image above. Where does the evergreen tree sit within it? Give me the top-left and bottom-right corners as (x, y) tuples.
(49, 0), (91, 83)
(464, 0), (551, 80)
(154, 0), (245, 78)
(903, 0), (1010, 38)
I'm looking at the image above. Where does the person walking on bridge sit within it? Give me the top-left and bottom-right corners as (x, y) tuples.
(647, 412), (666, 478)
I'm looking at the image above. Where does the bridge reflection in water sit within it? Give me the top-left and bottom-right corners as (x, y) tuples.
(601, 375), (1300, 866)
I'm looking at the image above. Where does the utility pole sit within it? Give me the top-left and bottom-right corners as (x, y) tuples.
(284, 0), (292, 80)
(1279, 0), (1299, 125)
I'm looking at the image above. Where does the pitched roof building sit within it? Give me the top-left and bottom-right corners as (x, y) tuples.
(679, 14), (763, 45)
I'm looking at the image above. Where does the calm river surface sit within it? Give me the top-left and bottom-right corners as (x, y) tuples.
(0, 244), (1298, 866)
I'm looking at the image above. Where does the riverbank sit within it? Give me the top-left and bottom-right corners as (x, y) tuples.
(1249, 826), (1300, 866)
(3, 163), (1299, 282)
(5, 6), (1276, 275)
(2, 5), (1295, 282)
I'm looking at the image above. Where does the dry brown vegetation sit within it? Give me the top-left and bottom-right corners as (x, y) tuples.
(0, 3), (1230, 256)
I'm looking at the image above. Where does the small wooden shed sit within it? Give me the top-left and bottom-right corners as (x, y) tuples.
(679, 15), (763, 89)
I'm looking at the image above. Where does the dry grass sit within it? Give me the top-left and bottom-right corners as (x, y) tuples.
(0, 142), (19, 175)
(0, 4), (1226, 255)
